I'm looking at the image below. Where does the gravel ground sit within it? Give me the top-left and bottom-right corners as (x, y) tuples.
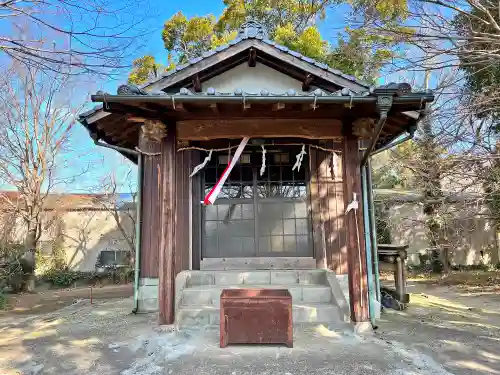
(0, 283), (498, 375)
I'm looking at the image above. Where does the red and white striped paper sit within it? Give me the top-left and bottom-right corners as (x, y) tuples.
(203, 137), (250, 205)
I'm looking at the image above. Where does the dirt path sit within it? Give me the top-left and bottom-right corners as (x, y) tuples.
(0, 297), (454, 375)
(1, 281), (499, 374)
(2, 284), (133, 315)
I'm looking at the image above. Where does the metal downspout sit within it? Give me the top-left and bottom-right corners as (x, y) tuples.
(361, 165), (377, 327)
(92, 139), (142, 314)
(370, 134), (412, 157)
(366, 159), (381, 303)
(132, 153), (142, 313)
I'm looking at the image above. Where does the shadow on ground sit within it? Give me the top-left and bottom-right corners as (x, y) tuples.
(376, 281), (500, 375)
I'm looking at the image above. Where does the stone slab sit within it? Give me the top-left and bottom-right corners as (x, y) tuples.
(214, 271), (244, 285)
(139, 277), (159, 286)
(138, 297), (159, 312)
(201, 257), (316, 270)
(138, 284), (159, 300)
(243, 271), (271, 284)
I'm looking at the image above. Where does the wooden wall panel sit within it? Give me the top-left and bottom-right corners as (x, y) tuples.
(138, 131), (162, 279)
(309, 142), (347, 274)
(174, 148), (192, 275)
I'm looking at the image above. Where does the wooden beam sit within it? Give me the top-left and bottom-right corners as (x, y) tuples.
(192, 75), (202, 93)
(107, 102), (158, 118)
(159, 127), (176, 325)
(177, 118), (343, 140)
(174, 103), (187, 112)
(110, 124), (138, 142)
(128, 117), (147, 122)
(272, 102), (285, 111)
(302, 74), (313, 91)
(342, 132), (369, 323)
(301, 103), (318, 111)
(210, 103), (219, 115)
(248, 48), (257, 67)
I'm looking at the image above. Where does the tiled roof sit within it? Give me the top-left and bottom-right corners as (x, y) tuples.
(139, 19), (370, 90)
(78, 21), (432, 123)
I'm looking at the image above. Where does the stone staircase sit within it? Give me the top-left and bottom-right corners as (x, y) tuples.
(175, 270), (351, 331)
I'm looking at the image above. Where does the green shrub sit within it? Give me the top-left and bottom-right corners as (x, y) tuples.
(0, 244), (26, 292)
(44, 269), (82, 287)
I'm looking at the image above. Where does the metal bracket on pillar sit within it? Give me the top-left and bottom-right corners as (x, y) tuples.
(361, 94), (393, 166)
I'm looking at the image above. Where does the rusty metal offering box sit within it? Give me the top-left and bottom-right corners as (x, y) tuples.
(220, 288), (293, 348)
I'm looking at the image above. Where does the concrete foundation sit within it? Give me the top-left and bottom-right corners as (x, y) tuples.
(137, 277), (159, 312)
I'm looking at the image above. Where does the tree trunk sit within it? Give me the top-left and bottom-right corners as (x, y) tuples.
(21, 228), (37, 293)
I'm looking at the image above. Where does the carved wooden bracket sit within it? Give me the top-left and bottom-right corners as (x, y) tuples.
(352, 117), (376, 138)
(141, 119), (167, 143)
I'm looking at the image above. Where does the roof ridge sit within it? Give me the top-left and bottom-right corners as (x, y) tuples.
(139, 23), (371, 91)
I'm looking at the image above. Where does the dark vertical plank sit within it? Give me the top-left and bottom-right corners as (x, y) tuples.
(159, 128), (176, 325)
(342, 134), (369, 323)
(191, 152), (202, 270)
(309, 148), (324, 269)
(174, 150), (191, 275)
(138, 130), (162, 278)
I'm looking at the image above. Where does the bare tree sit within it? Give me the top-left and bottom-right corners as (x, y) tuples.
(94, 166), (137, 257)
(0, 0), (151, 75)
(0, 64), (83, 291)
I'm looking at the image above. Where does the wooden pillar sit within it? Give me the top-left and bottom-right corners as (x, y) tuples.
(159, 125), (176, 325)
(342, 133), (369, 323)
(138, 128), (162, 279)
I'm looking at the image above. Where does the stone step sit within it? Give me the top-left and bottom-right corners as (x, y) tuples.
(200, 257), (316, 270)
(185, 270), (326, 288)
(176, 303), (341, 328)
(181, 284), (332, 306)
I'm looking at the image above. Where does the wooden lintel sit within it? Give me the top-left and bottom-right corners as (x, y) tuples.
(192, 75), (202, 92)
(301, 103), (318, 111)
(272, 102), (285, 111)
(302, 74), (314, 91)
(209, 103), (219, 115)
(174, 103), (187, 112)
(128, 117), (147, 122)
(248, 48), (257, 67)
(177, 118), (342, 140)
